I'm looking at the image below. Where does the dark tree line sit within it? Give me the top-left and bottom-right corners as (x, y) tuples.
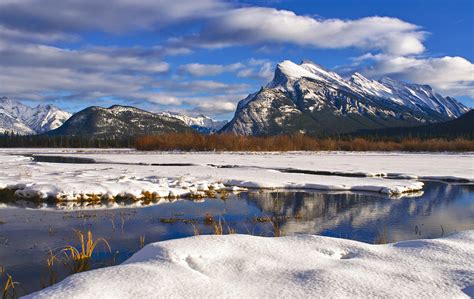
(0, 132), (134, 148)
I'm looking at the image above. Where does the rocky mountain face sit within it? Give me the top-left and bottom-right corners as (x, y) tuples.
(157, 111), (227, 134)
(0, 97), (71, 135)
(221, 60), (469, 136)
(46, 105), (193, 137)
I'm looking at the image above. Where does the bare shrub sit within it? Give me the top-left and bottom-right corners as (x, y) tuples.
(135, 134), (474, 152)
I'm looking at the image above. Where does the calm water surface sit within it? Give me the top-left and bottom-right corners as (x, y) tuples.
(0, 181), (473, 295)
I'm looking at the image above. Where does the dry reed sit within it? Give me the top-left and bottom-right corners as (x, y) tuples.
(62, 230), (111, 274)
(136, 133), (474, 152)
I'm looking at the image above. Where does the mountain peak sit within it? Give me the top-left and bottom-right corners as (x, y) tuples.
(0, 97), (71, 134)
(157, 111), (227, 134)
(269, 60), (341, 89)
(222, 58), (469, 136)
(300, 59), (327, 70)
(350, 72), (370, 81)
(276, 60), (317, 80)
(0, 96), (18, 107)
(47, 106), (193, 137)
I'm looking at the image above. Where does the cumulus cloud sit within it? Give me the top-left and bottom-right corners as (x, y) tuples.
(1, 1), (426, 56)
(178, 63), (244, 76)
(179, 59), (274, 81)
(0, 41), (172, 103)
(0, 25), (74, 44)
(157, 80), (250, 95)
(357, 54), (474, 97)
(0, 0), (226, 39)
(0, 43), (170, 73)
(0, 0), (471, 115)
(185, 96), (240, 114)
(137, 93), (242, 115)
(236, 59), (274, 81)
(177, 7), (426, 56)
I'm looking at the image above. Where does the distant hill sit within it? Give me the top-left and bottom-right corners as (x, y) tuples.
(353, 110), (474, 139)
(46, 105), (193, 137)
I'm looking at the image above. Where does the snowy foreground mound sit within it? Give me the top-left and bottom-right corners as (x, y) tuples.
(29, 232), (474, 298)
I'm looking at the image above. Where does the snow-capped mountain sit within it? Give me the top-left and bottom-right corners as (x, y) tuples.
(157, 111), (227, 134)
(221, 60), (468, 136)
(0, 97), (71, 135)
(47, 105), (193, 137)
(349, 74), (467, 119)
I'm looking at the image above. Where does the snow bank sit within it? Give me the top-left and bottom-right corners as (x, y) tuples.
(27, 231), (474, 298)
(2, 149), (472, 202)
(5, 149), (471, 181)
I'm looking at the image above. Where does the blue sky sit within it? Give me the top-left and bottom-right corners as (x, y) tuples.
(0, 0), (472, 120)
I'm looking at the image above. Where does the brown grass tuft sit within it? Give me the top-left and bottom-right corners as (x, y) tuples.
(62, 229), (111, 274)
(1, 267), (18, 299)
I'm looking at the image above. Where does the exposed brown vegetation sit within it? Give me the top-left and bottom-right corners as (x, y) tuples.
(1, 267), (18, 299)
(62, 230), (111, 274)
(136, 133), (474, 152)
(374, 227), (389, 245)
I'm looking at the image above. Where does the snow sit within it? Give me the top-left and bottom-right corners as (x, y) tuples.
(275, 60), (326, 82)
(27, 231), (474, 298)
(0, 97), (71, 134)
(265, 60), (467, 120)
(1, 149), (472, 202)
(269, 60), (352, 91)
(157, 111), (227, 132)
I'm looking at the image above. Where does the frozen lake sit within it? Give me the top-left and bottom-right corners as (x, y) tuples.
(1, 180), (473, 295)
(1, 149), (473, 296)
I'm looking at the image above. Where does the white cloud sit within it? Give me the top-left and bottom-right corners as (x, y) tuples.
(157, 80), (250, 95)
(357, 54), (474, 97)
(179, 59), (274, 81)
(0, 1), (426, 56)
(185, 97), (239, 114)
(180, 7), (426, 56)
(0, 43), (170, 73)
(236, 59), (274, 81)
(178, 63), (244, 76)
(0, 25), (75, 43)
(0, 0), (471, 113)
(0, 0), (226, 38)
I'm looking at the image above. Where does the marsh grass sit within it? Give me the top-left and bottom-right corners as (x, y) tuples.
(160, 218), (179, 224)
(374, 227), (389, 244)
(43, 250), (59, 288)
(0, 189), (16, 203)
(270, 219), (284, 237)
(1, 267), (18, 299)
(254, 216), (272, 223)
(62, 230), (111, 274)
(212, 219), (224, 235)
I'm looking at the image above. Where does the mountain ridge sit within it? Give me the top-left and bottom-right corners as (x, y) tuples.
(46, 105), (193, 137)
(0, 97), (71, 135)
(156, 111), (227, 134)
(221, 60), (468, 136)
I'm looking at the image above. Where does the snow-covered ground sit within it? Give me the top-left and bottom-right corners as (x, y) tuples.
(3, 149), (473, 298)
(1, 149), (472, 201)
(27, 231), (474, 298)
